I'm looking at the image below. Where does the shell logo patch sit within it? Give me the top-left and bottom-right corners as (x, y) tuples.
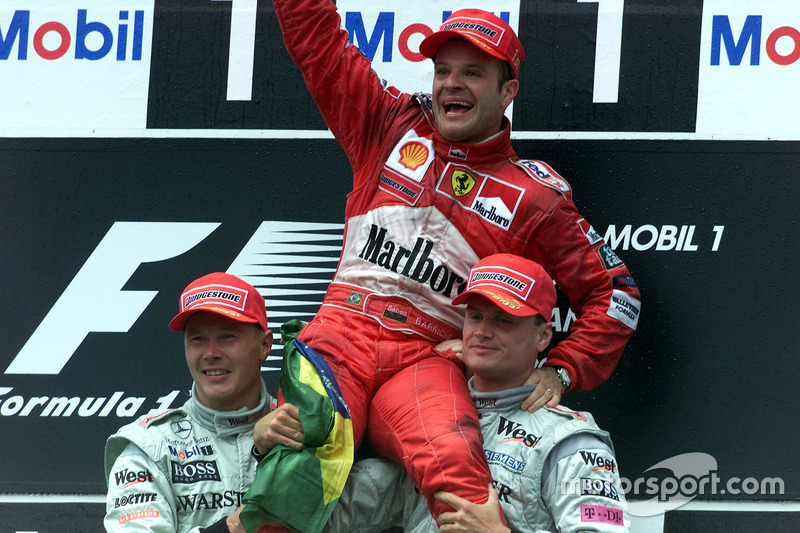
(399, 141), (429, 171)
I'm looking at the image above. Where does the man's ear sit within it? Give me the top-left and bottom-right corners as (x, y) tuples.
(260, 329), (274, 362)
(501, 78), (519, 109)
(536, 322), (553, 353)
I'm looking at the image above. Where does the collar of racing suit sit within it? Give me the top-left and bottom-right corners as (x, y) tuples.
(414, 92), (517, 166)
(185, 379), (271, 437)
(468, 378), (536, 412)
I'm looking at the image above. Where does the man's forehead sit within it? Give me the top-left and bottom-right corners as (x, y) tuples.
(183, 311), (249, 331)
(465, 293), (511, 314)
(434, 37), (499, 64)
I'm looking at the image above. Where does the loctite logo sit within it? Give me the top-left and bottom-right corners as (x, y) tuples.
(0, 9), (144, 61)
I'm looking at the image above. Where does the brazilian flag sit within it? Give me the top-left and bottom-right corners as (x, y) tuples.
(240, 320), (354, 533)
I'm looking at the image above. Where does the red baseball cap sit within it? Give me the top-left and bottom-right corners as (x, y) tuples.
(419, 9), (524, 78)
(168, 272), (268, 332)
(452, 254), (556, 318)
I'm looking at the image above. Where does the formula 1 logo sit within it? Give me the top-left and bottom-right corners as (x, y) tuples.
(4, 220), (343, 376)
(5, 222), (219, 375)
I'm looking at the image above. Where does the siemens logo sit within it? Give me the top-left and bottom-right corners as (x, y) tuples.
(0, 9), (144, 61)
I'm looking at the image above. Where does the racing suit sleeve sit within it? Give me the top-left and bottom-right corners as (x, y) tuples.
(272, 0), (411, 185)
(323, 458), (419, 533)
(541, 435), (629, 533)
(529, 199), (641, 392)
(104, 442), (178, 532)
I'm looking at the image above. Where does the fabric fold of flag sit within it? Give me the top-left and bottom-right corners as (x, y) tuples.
(240, 319), (354, 533)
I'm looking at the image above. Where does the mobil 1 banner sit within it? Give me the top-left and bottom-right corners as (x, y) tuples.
(0, 137), (349, 493)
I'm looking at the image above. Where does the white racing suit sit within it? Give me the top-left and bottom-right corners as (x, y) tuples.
(326, 382), (629, 533)
(103, 381), (273, 533)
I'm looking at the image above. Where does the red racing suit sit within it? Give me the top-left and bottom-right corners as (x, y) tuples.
(273, 0), (641, 522)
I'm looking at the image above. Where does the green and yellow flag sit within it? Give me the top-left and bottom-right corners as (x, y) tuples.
(240, 320), (354, 533)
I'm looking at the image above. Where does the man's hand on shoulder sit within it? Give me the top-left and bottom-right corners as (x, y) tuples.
(520, 367), (564, 413)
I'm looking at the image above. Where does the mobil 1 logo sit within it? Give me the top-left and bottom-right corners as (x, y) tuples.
(515, 0), (702, 132)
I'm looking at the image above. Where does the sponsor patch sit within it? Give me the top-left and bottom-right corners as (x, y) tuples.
(448, 145), (468, 160)
(114, 493), (158, 508)
(398, 141), (430, 171)
(451, 169), (476, 197)
(597, 244), (624, 270)
(383, 303), (410, 324)
(385, 129), (434, 182)
(485, 449), (527, 473)
(579, 451), (618, 473)
(180, 284), (248, 314)
(470, 176), (524, 229)
(139, 408), (178, 427)
(379, 166), (424, 206)
(114, 468), (154, 488)
(436, 164), (524, 229)
(612, 274), (637, 288)
(357, 224), (467, 300)
(466, 266), (534, 302)
(177, 490), (248, 511)
(171, 460), (220, 484)
(168, 444), (214, 460)
(171, 420), (193, 439)
(581, 478), (621, 501)
(440, 15), (506, 49)
(581, 504), (624, 526)
(578, 218), (603, 245)
(119, 510), (159, 525)
(514, 159), (571, 197)
(496, 416), (541, 448)
(607, 289), (640, 330)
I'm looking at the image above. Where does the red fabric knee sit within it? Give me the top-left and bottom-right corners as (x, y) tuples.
(367, 356), (492, 520)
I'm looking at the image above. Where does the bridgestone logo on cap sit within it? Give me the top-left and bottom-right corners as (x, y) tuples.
(181, 284), (248, 313)
(443, 21), (498, 39)
(471, 272), (527, 291)
(184, 291), (240, 306)
(468, 268), (535, 300)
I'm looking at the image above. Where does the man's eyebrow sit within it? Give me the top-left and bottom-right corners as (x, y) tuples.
(434, 60), (486, 70)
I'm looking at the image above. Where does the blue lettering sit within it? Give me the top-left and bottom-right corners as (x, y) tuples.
(344, 12), (394, 62)
(711, 15), (761, 66)
(76, 9), (113, 60)
(0, 10), (29, 60)
(1, 9), (143, 61)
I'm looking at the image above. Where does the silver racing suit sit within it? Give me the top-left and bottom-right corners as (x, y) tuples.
(103, 381), (273, 533)
(326, 382), (629, 533)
